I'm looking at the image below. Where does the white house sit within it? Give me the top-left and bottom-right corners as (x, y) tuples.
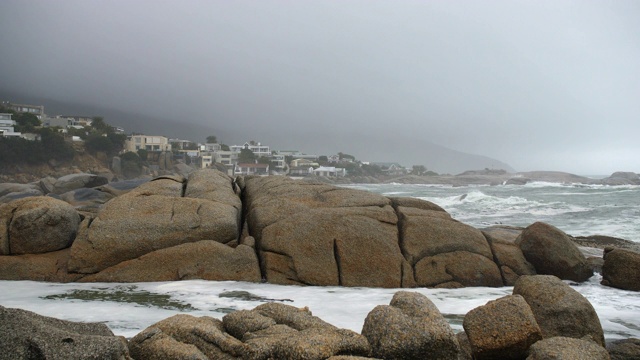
(214, 150), (237, 167)
(289, 166), (313, 176)
(0, 113), (20, 137)
(234, 163), (269, 176)
(276, 150), (318, 160)
(125, 135), (171, 152)
(200, 155), (213, 169)
(290, 158), (319, 168)
(230, 142), (271, 158)
(271, 154), (286, 170)
(313, 166), (347, 177)
(200, 143), (221, 153)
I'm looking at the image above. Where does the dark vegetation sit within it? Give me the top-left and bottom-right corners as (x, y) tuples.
(0, 128), (75, 166)
(0, 106), (125, 168)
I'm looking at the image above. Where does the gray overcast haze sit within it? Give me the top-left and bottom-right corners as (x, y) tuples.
(1, 0), (639, 174)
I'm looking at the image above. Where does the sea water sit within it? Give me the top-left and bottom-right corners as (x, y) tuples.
(1, 182), (639, 339)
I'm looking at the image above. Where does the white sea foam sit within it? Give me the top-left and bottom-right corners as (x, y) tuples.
(1, 278), (638, 340)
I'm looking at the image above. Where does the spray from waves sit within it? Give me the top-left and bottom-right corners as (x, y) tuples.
(419, 190), (589, 216)
(416, 190), (591, 229)
(520, 181), (640, 190)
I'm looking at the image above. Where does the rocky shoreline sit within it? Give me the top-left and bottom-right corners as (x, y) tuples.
(1, 168), (639, 358)
(2, 275), (638, 359)
(322, 169), (640, 187)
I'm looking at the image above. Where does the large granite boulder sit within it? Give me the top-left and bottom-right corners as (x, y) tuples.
(0, 183), (43, 203)
(483, 227), (536, 285)
(0, 196), (81, 255)
(526, 337), (610, 360)
(96, 178), (151, 197)
(222, 302), (370, 360)
(79, 241), (260, 282)
(0, 249), (82, 282)
(55, 187), (116, 213)
(51, 173), (109, 194)
(270, 327), (371, 360)
(601, 171), (640, 185)
(607, 338), (640, 360)
(129, 314), (245, 359)
(601, 248), (640, 291)
(399, 204), (502, 287)
(513, 275), (605, 346)
(0, 182), (43, 200)
(0, 305), (131, 360)
(361, 291), (459, 359)
(463, 295), (542, 359)
(516, 222), (592, 282)
(68, 171), (241, 274)
(242, 176), (408, 288)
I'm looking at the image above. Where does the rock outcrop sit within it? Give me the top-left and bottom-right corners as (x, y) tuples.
(0, 305), (131, 360)
(483, 227), (536, 286)
(0, 169), (613, 288)
(51, 173), (109, 194)
(0, 196), (80, 255)
(607, 338), (640, 360)
(2, 286), (628, 359)
(241, 176), (408, 288)
(361, 291), (459, 359)
(516, 222), (592, 282)
(131, 302), (371, 360)
(513, 275), (605, 346)
(68, 170), (241, 276)
(526, 337), (611, 359)
(463, 295), (542, 359)
(601, 248), (640, 291)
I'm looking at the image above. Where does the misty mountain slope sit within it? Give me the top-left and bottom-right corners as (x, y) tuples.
(1, 91), (514, 174)
(270, 130), (516, 174)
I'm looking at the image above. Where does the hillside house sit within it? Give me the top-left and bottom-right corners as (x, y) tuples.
(234, 163), (269, 176)
(230, 142), (271, 158)
(125, 135), (171, 152)
(372, 162), (407, 176)
(0, 113), (20, 137)
(289, 166), (313, 176)
(290, 158), (319, 168)
(3, 102), (45, 119)
(313, 166), (347, 177)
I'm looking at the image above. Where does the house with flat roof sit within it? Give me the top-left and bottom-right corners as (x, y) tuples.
(313, 166), (347, 177)
(290, 158), (319, 168)
(234, 163), (269, 176)
(125, 135), (171, 152)
(230, 142), (271, 158)
(0, 113), (20, 137)
(3, 102), (45, 119)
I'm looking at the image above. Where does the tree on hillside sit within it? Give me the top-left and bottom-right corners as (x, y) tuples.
(0, 128), (74, 167)
(137, 148), (148, 161)
(220, 144), (230, 151)
(412, 165), (427, 175)
(184, 142), (198, 150)
(14, 113), (41, 132)
(238, 148), (256, 163)
(206, 135), (217, 144)
(338, 152), (356, 161)
(84, 132), (126, 155)
(91, 116), (113, 134)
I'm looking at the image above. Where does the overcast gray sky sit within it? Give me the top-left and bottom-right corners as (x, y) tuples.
(1, 1), (639, 174)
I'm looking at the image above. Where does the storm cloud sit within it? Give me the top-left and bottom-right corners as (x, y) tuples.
(1, 1), (639, 174)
